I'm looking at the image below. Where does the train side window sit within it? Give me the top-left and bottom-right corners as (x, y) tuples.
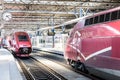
(99, 14), (105, 23)
(89, 18), (93, 25)
(111, 11), (118, 20)
(105, 13), (110, 21)
(94, 16), (99, 24)
(118, 10), (120, 19)
(85, 19), (90, 26)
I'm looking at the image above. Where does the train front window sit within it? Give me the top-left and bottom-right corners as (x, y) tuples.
(18, 35), (28, 41)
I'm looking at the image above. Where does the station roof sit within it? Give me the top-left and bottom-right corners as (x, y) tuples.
(0, 0), (120, 34)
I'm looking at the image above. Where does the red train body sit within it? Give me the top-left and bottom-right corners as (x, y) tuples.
(64, 7), (120, 79)
(10, 31), (32, 57)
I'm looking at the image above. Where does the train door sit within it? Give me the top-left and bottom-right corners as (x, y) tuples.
(69, 30), (79, 61)
(72, 30), (82, 61)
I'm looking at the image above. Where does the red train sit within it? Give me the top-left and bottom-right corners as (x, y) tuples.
(64, 7), (120, 79)
(10, 31), (32, 57)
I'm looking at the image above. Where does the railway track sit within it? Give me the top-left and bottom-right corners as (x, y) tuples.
(31, 50), (104, 80)
(17, 49), (104, 80)
(17, 58), (34, 80)
(17, 57), (67, 80)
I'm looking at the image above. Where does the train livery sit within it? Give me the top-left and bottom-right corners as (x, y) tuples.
(64, 7), (120, 79)
(10, 31), (32, 57)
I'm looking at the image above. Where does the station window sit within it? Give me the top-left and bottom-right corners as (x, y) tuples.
(105, 13), (110, 21)
(85, 19), (90, 26)
(89, 18), (93, 25)
(99, 14), (105, 23)
(94, 16), (99, 24)
(111, 11), (118, 20)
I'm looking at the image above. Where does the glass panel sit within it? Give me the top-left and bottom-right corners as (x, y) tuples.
(94, 16), (99, 24)
(105, 13), (110, 21)
(85, 19), (90, 26)
(99, 14), (105, 23)
(118, 10), (120, 19)
(18, 35), (28, 41)
(111, 11), (118, 20)
(89, 18), (93, 25)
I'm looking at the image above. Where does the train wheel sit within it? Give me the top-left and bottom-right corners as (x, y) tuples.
(67, 59), (79, 69)
(79, 63), (89, 73)
(74, 61), (80, 69)
(68, 59), (89, 73)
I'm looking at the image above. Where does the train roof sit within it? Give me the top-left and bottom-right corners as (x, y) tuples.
(85, 6), (120, 19)
(10, 31), (28, 35)
(36, 6), (120, 31)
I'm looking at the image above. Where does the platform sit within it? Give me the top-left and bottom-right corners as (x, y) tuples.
(0, 49), (23, 80)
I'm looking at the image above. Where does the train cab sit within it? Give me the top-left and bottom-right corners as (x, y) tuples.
(10, 31), (32, 57)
